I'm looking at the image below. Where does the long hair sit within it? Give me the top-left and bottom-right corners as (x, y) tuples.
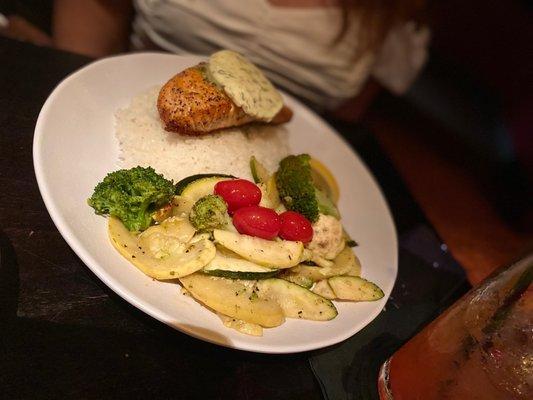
(338, 0), (426, 54)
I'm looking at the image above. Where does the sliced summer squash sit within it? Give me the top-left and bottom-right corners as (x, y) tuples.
(332, 245), (361, 277)
(250, 156), (270, 184)
(279, 271), (314, 289)
(175, 174), (233, 195)
(137, 216), (196, 257)
(283, 245), (361, 284)
(180, 273), (285, 327)
(218, 313), (263, 336)
(171, 195), (195, 217)
(251, 157), (281, 209)
(258, 175), (281, 210)
(172, 176), (232, 215)
(264, 175), (281, 209)
(283, 264), (331, 283)
(312, 280), (336, 300)
(255, 278), (338, 321)
(328, 276), (384, 301)
(213, 229), (303, 268)
(109, 217), (215, 279)
(178, 176), (233, 202)
(203, 253), (279, 280)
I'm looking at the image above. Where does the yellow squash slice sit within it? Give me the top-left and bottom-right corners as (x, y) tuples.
(180, 273), (284, 327)
(108, 217), (215, 279)
(213, 229), (303, 268)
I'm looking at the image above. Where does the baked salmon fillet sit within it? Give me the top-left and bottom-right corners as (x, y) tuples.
(157, 65), (292, 135)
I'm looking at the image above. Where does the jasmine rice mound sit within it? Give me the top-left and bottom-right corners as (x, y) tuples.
(115, 87), (290, 182)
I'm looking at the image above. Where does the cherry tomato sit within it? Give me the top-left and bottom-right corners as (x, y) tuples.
(232, 206), (281, 240)
(279, 211), (313, 243)
(214, 179), (262, 214)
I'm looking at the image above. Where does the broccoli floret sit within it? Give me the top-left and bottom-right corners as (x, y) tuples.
(189, 195), (229, 231)
(276, 154), (340, 222)
(87, 166), (175, 232)
(276, 154), (319, 222)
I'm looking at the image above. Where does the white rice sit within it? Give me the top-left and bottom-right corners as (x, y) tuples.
(115, 86), (290, 182)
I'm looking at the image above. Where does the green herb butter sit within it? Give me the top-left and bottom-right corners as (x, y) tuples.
(208, 50), (283, 122)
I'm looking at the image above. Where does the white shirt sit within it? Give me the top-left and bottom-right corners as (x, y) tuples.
(132, 0), (429, 110)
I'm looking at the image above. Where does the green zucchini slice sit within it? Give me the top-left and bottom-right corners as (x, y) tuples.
(175, 174), (233, 195)
(203, 254), (279, 280)
(328, 276), (384, 301)
(256, 278), (338, 320)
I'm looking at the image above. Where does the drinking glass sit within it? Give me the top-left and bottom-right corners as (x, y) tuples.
(378, 253), (533, 399)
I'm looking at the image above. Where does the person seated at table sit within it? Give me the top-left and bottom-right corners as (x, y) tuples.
(0, 0), (428, 118)
(57, 0), (429, 116)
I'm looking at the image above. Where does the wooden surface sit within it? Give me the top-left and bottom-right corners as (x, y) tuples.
(363, 103), (533, 285)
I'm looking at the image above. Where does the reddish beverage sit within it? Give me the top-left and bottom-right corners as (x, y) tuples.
(378, 254), (533, 400)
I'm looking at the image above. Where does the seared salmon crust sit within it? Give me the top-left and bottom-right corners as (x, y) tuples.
(157, 65), (292, 135)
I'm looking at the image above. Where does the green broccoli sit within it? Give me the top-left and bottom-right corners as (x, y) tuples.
(87, 166), (175, 232)
(189, 195), (229, 231)
(276, 154), (339, 222)
(276, 154), (319, 222)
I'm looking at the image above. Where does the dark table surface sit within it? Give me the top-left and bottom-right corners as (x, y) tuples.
(0, 37), (468, 399)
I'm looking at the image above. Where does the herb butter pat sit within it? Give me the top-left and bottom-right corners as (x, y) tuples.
(208, 50), (283, 122)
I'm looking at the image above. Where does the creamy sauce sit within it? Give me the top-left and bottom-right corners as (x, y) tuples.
(208, 50), (283, 121)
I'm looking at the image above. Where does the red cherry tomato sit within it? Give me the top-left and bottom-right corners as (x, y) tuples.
(214, 179), (262, 213)
(279, 211), (313, 243)
(232, 206), (281, 240)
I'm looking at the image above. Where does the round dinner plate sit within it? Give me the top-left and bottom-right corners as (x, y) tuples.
(33, 53), (397, 353)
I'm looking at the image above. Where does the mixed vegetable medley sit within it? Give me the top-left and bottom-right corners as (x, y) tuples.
(88, 154), (383, 336)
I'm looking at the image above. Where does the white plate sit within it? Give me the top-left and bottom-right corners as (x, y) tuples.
(33, 53), (397, 353)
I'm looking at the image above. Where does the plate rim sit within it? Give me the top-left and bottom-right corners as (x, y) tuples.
(33, 52), (398, 353)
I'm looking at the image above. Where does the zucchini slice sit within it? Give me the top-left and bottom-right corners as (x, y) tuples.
(328, 276), (384, 301)
(283, 264), (330, 282)
(250, 157), (281, 209)
(180, 176), (233, 203)
(256, 278), (338, 321)
(312, 279), (336, 300)
(258, 175), (281, 210)
(203, 254), (279, 280)
(332, 245), (361, 277)
(264, 174), (281, 209)
(279, 271), (314, 289)
(180, 273), (285, 327)
(250, 156), (270, 184)
(283, 246), (361, 283)
(175, 174), (234, 195)
(213, 229), (303, 268)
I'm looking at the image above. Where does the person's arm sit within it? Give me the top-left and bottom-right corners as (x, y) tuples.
(0, 14), (53, 46)
(53, 0), (133, 58)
